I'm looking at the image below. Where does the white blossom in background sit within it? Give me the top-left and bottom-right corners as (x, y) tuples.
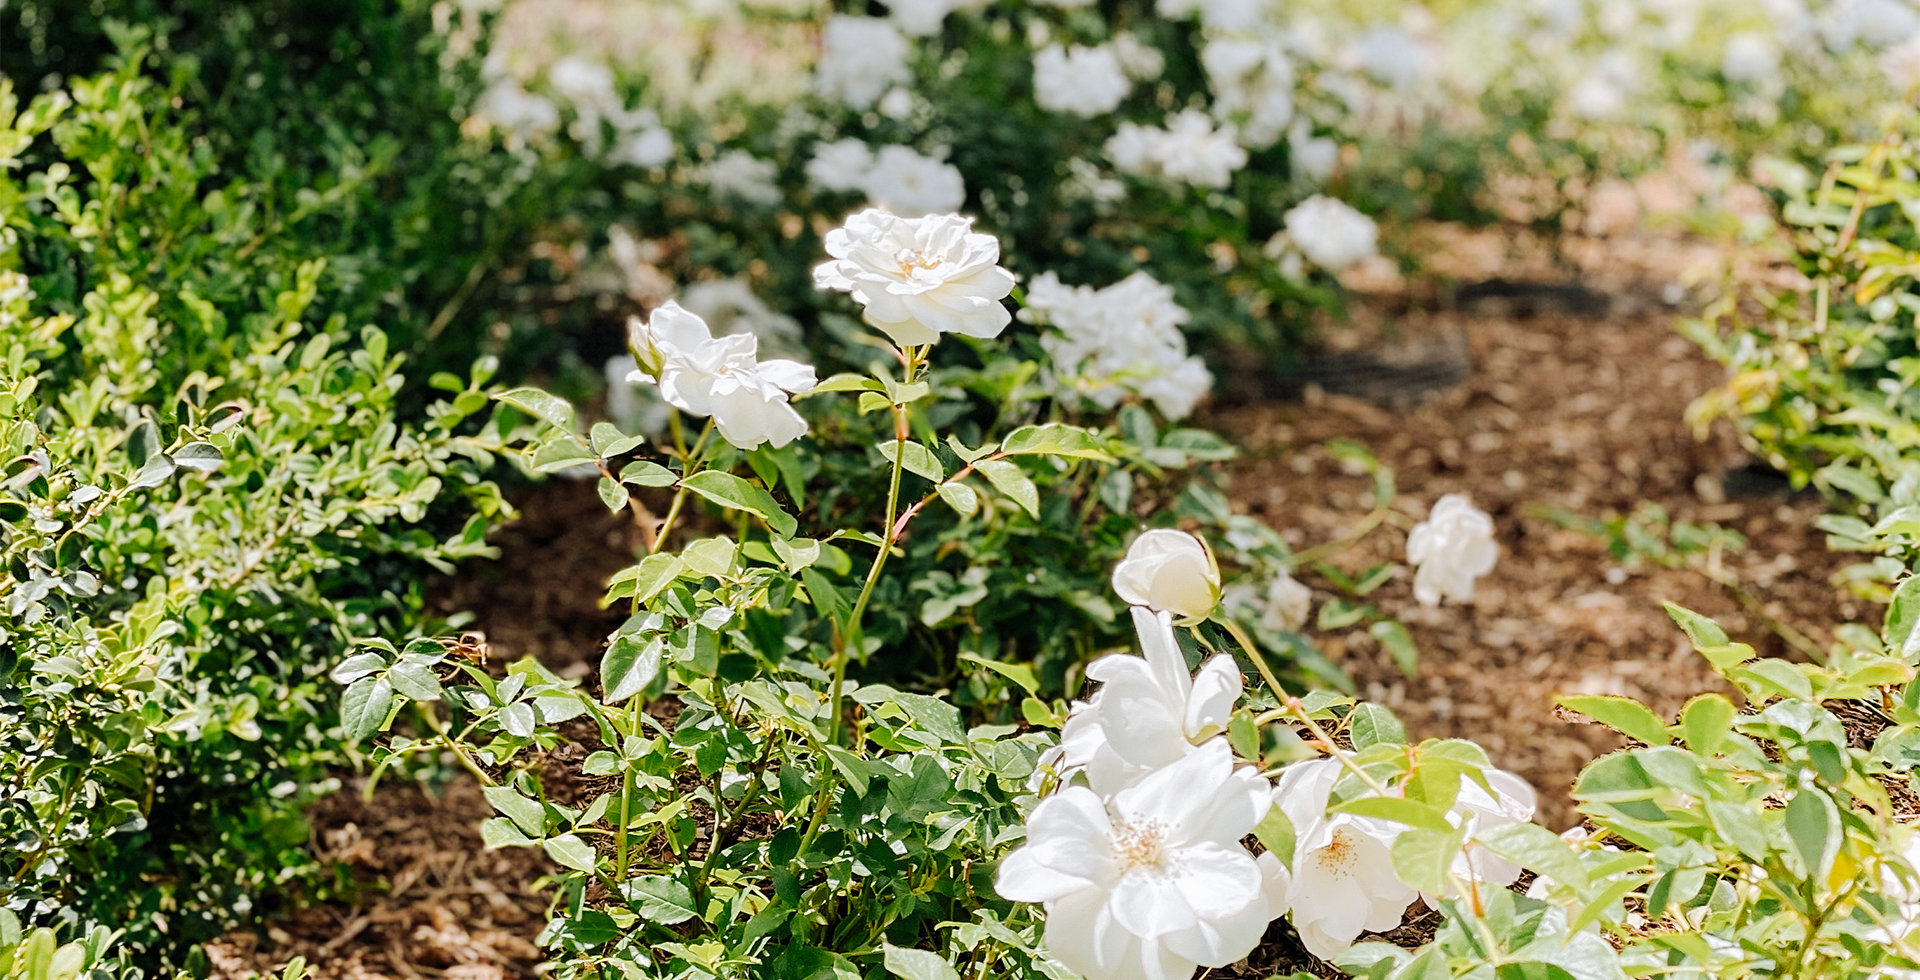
(814, 16), (912, 110)
(1350, 26), (1431, 90)
(1280, 195), (1378, 272)
(1721, 31), (1782, 84)
(996, 741), (1282, 980)
(548, 54), (621, 149)
(603, 354), (674, 438)
(805, 138), (877, 192)
(1882, 32), (1920, 91)
(1289, 124), (1340, 184)
(1112, 529), (1220, 620)
(1202, 38), (1296, 146)
(1034, 44), (1132, 117)
(700, 151), (782, 206)
(1425, 768), (1538, 902)
(1273, 758), (1417, 959)
(1406, 494), (1498, 605)
(1112, 32), (1167, 80)
(812, 209), (1015, 346)
(878, 86), (917, 120)
(475, 79), (561, 145)
(861, 145), (967, 216)
(1021, 271), (1213, 420)
(1030, 0), (1097, 7)
(1566, 51), (1638, 120)
(1106, 110), (1248, 189)
(678, 278), (806, 360)
(607, 122), (674, 168)
(1223, 571), (1313, 633)
(883, 0), (953, 36)
(626, 301), (817, 450)
(1157, 0), (1270, 32)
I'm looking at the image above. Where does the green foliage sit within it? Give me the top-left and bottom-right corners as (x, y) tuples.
(0, 42), (513, 961)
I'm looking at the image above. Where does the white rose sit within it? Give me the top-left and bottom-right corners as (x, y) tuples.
(812, 209), (1015, 347)
(1424, 767), (1538, 904)
(1722, 32), (1781, 83)
(883, 0), (952, 35)
(1274, 758), (1417, 959)
(627, 302), (818, 450)
(860, 145), (966, 216)
(814, 16), (912, 110)
(1113, 529), (1220, 621)
(805, 138), (876, 192)
(1405, 494), (1498, 605)
(1282, 195), (1378, 271)
(1033, 43), (1132, 118)
(996, 740), (1280, 980)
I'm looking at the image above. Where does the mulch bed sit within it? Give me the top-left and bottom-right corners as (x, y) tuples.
(210, 226), (1866, 979)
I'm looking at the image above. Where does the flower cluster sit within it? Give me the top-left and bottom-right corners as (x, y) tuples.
(806, 142), (967, 216)
(1020, 272), (1214, 422)
(1105, 110), (1249, 189)
(1005, 527), (1531, 977)
(1032, 43), (1134, 118)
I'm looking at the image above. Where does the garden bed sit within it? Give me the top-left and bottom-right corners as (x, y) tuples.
(208, 230), (1857, 979)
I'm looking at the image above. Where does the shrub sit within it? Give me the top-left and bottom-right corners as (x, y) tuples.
(0, 44), (513, 961)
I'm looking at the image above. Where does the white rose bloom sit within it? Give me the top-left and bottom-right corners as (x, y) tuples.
(1289, 124), (1340, 184)
(1105, 121), (1158, 175)
(604, 355), (674, 438)
(1274, 758), (1417, 959)
(1424, 768), (1538, 903)
(1882, 32), (1920, 91)
(1722, 32), (1782, 83)
(1155, 109), (1249, 188)
(1034, 44), (1132, 118)
(1405, 494), (1498, 606)
(883, 0), (952, 35)
(1350, 26), (1430, 90)
(815, 16), (912, 110)
(1022, 271), (1212, 420)
(878, 86), (917, 120)
(1226, 572), (1313, 633)
(1282, 195), (1378, 272)
(608, 126), (674, 168)
(701, 151), (782, 206)
(1113, 529), (1220, 620)
(678, 278), (806, 360)
(996, 740), (1281, 980)
(812, 209), (1016, 346)
(1035, 607), (1250, 796)
(860, 145), (967, 216)
(1112, 32), (1167, 80)
(548, 55), (619, 117)
(476, 80), (560, 144)
(805, 138), (877, 192)
(1202, 38), (1295, 146)
(626, 302), (818, 450)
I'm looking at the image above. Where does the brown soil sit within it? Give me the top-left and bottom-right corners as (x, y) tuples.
(211, 227), (1865, 979)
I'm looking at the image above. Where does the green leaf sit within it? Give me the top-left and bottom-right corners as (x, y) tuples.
(130, 453), (176, 489)
(1680, 694), (1736, 755)
(680, 470), (797, 537)
(607, 553), (684, 605)
(1663, 603), (1729, 649)
(976, 459), (1038, 517)
(619, 460), (679, 487)
(957, 653), (1038, 694)
(937, 481), (979, 518)
(1556, 695), (1670, 746)
(1473, 822), (1589, 889)
(999, 423), (1114, 461)
(1889, 575), (1920, 659)
(532, 437), (596, 473)
(1330, 796), (1453, 831)
(597, 476), (627, 513)
(484, 785), (549, 837)
(877, 440), (945, 482)
(1784, 789), (1840, 880)
(480, 817), (537, 849)
(822, 745), (871, 796)
(340, 676), (394, 740)
(1348, 703), (1405, 749)
(808, 373), (885, 395)
(1369, 621), (1418, 678)
(330, 652), (388, 685)
(1253, 807), (1296, 870)
(1390, 826), (1468, 895)
(541, 833), (599, 873)
(590, 422), (646, 457)
(882, 944), (960, 980)
(173, 442), (225, 472)
(602, 635), (662, 705)
(387, 662), (443, 702)
(501, 701), (537, 737)
(625, 876), (698, 924)
(498, 387), (576, 430)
